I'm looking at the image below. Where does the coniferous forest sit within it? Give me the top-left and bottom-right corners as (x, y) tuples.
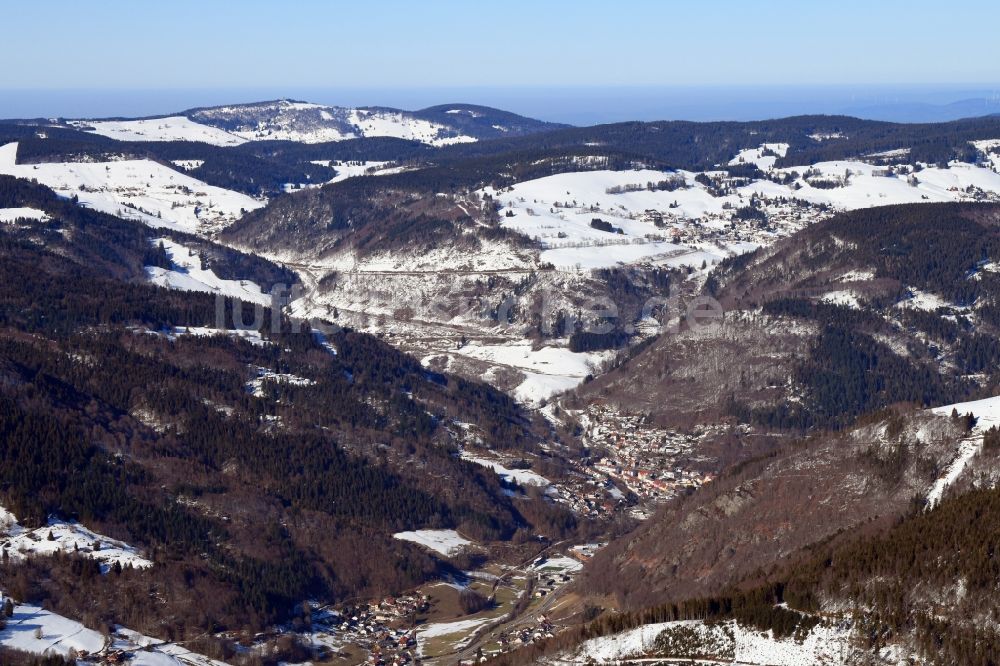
(0, 177), (579, 640)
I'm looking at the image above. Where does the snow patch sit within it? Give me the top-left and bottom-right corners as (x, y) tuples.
(170, 159), (204, 171)
(348, 109), (476, 147)
(568, 616), (857, 665)
(460, 452), (551, 487)
(925, 395), (1000, 507)
(0, 142), (263, 234)
(417, 616), (493, 645)
(896, 287), (950, 312)
(246, 367), (315, 397)
(393, 529), (472, 556)
(71, 116), (246, 146)
(0, 603), (106, 658)
(459, 340), (608, 404)
(0, 207), (49, 224)
(0, 599), (227, 665)
(820, 289), (862, 308)
(728, 143), (789, 170)
(531, 556), (583, 574)
(173, 326), (270, 347)
(0, 508), (152, 572)
(838, 269), (876, 282)
(146, 238), (272, 307)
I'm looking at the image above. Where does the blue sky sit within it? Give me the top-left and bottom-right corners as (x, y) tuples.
(2, 0), (999, 89)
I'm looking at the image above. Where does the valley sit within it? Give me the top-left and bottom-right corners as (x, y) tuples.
(3, 99), (1000, 665)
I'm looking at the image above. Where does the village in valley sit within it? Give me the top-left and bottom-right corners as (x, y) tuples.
(284, 549), (592, 664)
(578, 405), (718, 507)
(319, 404), (726, 664)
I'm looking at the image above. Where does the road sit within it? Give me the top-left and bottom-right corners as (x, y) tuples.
(441, 539), (581, 665)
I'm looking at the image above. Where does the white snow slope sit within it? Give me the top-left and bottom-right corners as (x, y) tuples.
(145, 238), (273, 307)
(458, 340), (610, 404)
(393, 529), (473, 556)
(0, 142), (263, 234)
(925, 395), (1000, 506)
(0, 602), (106, 658)
(347, 108), (477, 146)
(0, 207), (50, 224)
(485, 150), (1000, 270)
(70, 116), (246, 146)
(0, 598), (227, 665)
(0, 506), (152, 572)
(460, 452), (551, 487)
(563, 617), (860, 665)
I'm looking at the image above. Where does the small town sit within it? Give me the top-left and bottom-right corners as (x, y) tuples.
(576, 404), (718, 505)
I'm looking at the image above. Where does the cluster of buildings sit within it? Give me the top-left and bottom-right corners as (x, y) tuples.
(578, 405), (716, 504)
(532, 569), (575, 600)
(634, 193), (819, 250)
(290, 596), (429, 665)
(496, 615), (556, 651)
(544, 474), (625, 519)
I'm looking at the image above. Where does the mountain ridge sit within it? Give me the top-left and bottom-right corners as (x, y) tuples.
(53, 98), (567, 147)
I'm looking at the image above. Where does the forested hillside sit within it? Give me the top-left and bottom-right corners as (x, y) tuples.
(492, 482), (1000, 665)
(0, 177), (576, 644)
(487, 202), (1000, 664)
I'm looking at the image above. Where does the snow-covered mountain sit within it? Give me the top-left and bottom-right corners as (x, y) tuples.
(68, 99), (566, 146)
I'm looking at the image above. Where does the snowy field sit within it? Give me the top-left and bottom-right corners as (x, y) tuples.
(0, 142), (263, 234)
(414, 615), (496, 658)
(111, 626), (229, 666)
(0, 599), (227, 665)
(896, 287), (952, 312)
(171, 326), (270, 347)
(312, 160), (387, 183)
(0, 602), (106, 658)
(70, 116), (246, 146)
(768, 159), (1000, 209)
(931, 394), (1000, 425)
(418, 616), (493, 640)
(925, 395), (1000, 506)
(0, 506), (152, 572)
(170, 159), (204, 171)
(0, 207), (50, 224)
(460, 452), (551, 487)
(309, 159), (410, 186)
(393, 529), (473, 556)
(487, 169), (723, 227)
(222, 101), (355, 143)
(561, 617), (860, 665)
(484, 168), (757, 269)
(145, 238), (272, 306)
(729, 142), (790, 169)
(347, 109), (476, 146)
(246, 366), (315, 397)
(820, 289), (863, 308)
(459, 340), (610, 404)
